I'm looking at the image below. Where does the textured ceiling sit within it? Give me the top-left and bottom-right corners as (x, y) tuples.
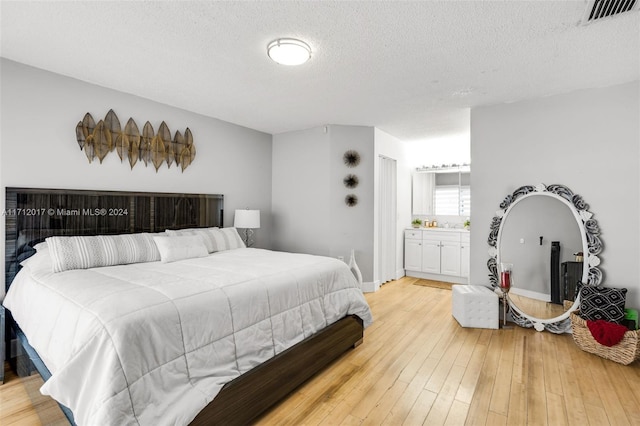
(1, 1), (638, 142)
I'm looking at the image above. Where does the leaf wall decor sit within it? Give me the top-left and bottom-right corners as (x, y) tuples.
(82, 113), (96, 138)
(125, 118), (140, 169)
(141, 121), (154, 167)
(75, 121), (86, 150)
(93, 120), (112, 164)
(75, 110), (196, 171)
(150, 135), (166, 172)
(158, 121), (173, 168)
(180, 146), (192, 173)
(115, 133), (129, 162)
(84, 135), (96, 163)
(173, 130), (185, 164)
(128, 137), (140, 170)
(104, 109), (121, 152)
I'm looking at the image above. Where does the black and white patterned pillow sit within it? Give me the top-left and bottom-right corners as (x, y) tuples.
(580, 286), (627, 323)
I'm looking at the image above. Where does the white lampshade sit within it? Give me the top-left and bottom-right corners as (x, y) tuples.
(234, 209), (260, 229)
(267, 38), (311, 66)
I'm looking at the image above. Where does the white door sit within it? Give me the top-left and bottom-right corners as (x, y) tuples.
(440, 241), (461, 276)
(404, 239), (422, 271)
(421, 241), (441, 274)
(378, 156), (397, 283)
(460, 243), (470, 278)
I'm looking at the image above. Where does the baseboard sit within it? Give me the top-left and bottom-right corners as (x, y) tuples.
(509, 287), (550, 302)
(362, 281), (380, 293)
(405, 270), (469, 285)
(395, 268), (405, 280)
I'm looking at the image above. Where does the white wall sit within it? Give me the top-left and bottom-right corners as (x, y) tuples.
(374, 128), (410, 281)
(272, 125), (375, 284)
(0, 59), (273, 297)
(471, 81), (640, 307)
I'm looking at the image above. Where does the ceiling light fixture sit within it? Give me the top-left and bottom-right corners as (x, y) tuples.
(267, 38), (311, 66)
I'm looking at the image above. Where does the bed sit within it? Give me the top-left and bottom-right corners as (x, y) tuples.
(3, 187), (373, 426)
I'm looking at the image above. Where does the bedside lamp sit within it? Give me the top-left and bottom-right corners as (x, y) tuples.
(234, 209), (260, 247)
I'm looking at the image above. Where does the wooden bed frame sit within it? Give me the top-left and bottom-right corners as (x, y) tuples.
(4, 187), (365, 425)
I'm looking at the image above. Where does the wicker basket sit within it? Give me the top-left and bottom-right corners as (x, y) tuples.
(570, 311), (640, 365)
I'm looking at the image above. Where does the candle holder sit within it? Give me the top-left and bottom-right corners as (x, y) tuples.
(499, 262), (513, 328)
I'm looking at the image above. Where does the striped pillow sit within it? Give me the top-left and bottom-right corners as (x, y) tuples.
(210, 227), (246, 252)
(46, 233), (161, 273)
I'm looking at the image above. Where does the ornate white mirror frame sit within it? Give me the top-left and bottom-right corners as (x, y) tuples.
(487, 184), (603, 333)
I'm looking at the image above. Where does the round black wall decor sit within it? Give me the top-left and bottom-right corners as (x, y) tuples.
(343, 174), (359, 188)
(345, 194), (358, 207)
(343, 150), (361, 167)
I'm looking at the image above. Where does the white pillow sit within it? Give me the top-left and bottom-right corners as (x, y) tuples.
(165, 227), (218, 253)
(47, 233), (161, 273)
(153, 235), (209, 263)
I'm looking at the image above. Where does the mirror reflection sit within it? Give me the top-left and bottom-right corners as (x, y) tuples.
(412, 168), (470, 216)
(499, 195), (582, 319)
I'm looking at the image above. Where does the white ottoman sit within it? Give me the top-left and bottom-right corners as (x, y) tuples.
(452, 285), (499, 329)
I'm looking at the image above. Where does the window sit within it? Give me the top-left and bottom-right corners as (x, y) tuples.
(435, 186), (460, 215)
(460, 185), (471, 216)
(434, 185), (472, 216)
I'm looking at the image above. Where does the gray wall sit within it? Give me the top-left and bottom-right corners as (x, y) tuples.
(0, 59), (273, 297)
(470, 81), (640, 307)
(272, 125), (375, 284)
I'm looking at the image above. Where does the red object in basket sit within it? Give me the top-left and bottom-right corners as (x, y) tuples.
(500, 271), (511, 290)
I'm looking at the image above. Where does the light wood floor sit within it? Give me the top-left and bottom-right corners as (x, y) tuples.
(2, 277), (639, 425)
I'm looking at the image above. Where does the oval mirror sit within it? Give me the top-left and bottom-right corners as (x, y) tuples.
(487, 184), (603, 333)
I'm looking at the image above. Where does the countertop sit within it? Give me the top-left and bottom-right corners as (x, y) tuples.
(408, 227), (469, 232)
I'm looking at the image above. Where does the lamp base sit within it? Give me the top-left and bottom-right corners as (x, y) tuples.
(241, 228), (255, 247)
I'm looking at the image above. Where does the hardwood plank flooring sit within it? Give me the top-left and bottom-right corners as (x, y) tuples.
(1, 277), (639, 425)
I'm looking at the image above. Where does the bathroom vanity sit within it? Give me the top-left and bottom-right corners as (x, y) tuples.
(404, 228), (470, 284)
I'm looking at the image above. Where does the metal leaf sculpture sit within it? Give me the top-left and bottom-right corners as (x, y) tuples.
(104, 109), (121, 152)
(173, 130), (185, 165)
(75, 121), (86, 150)
(141, 121), (154, 167)
(84, 135), (96, 163)
(125, 118), (140, 169)
(150, 135), (166, 172)
(75, 111), (195, 171)
(158, 121), (173, 168)
(114, 133), (129, 162)
(180, 146), (192, 172)
(185, 128), (196, 164)
(82, 113), (96, 139)
(93, 120), (112, 164)
(128, 137), (140, 170)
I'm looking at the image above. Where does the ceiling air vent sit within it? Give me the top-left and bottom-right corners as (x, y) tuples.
(582, 0), (638, 24)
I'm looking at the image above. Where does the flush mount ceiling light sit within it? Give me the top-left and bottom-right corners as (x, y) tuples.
(267, 38), (311, 66)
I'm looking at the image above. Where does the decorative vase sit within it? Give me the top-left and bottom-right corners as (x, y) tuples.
(348, 249), (363, 287)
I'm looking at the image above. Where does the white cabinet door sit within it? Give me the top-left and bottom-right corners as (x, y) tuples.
(421, 240), (441, 274)
(404, 239), (422, 271)
(440, 241), (461, 276)
(460, 242), (470, 278)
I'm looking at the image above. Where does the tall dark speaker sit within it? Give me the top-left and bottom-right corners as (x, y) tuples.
(562, 261), (583, 301)
(550, 241), (561, 304)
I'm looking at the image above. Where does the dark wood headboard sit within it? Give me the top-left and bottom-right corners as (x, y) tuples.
(4, 187), (224, 292)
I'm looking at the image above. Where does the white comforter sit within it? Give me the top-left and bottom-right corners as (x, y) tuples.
(4, 248), (373, 426)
